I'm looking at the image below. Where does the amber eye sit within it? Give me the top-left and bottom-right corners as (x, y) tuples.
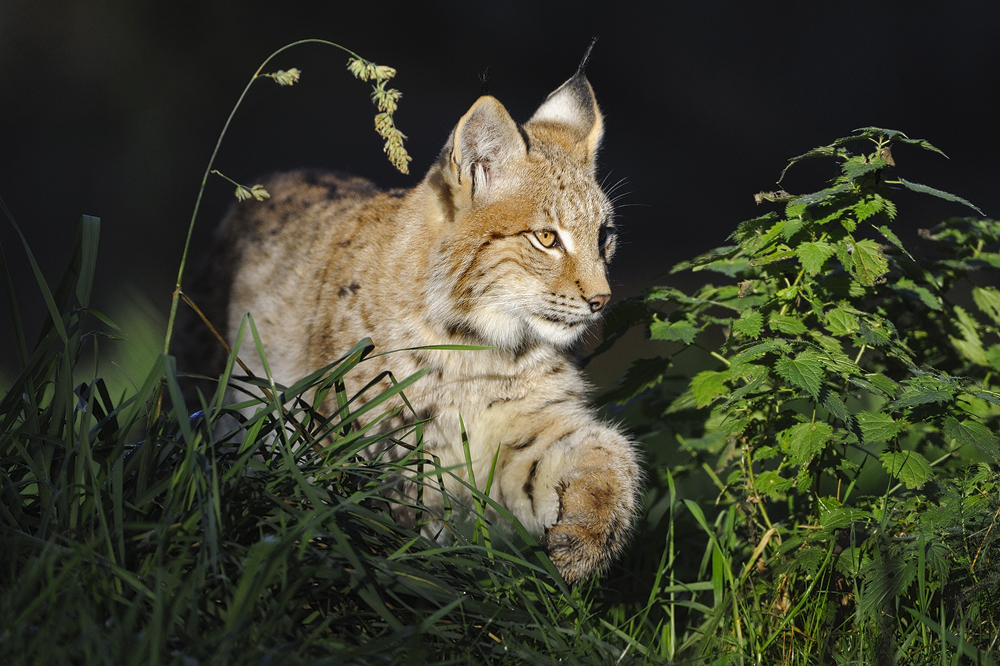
(534, 230), (559, 248)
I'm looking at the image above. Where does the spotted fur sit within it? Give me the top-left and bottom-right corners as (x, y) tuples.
(191, 70), (640, 583)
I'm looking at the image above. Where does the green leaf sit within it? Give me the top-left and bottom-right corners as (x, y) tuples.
(781, 215), (807, 241)
(774, 350), (825, 399)
(650, 318), (699, 344)
(865, 373), (900, 398)
(769, 313), (808, 336)
(725, 364), (770, 406)
(753, 470), (794, 499)
(825, 307), (860, 337)
(856, 411), (906, 445)
(789, 183), (853, 209)
(731, 213), (779, 250)
(893, 374), (956, 410)
(818, 498), (870, 529)
(818, 346), (861, 376)
(943, 417), (1000, 464)
(874, 224), (912, 259)
(732, 309), (763, 339)
(857, 317), (892, 347)
(690, 370), (730, 408)
(987, 345), (1000, 372)
(897, 178), (983, 215)
(973, 286), (1000, 326)
(950, 305), (988, 366)
(753, 246), (796, 266)
(731, 339), (792, 366)
(796, 241), (836, 275)
(823, 393), (853, 426)
(891, 278), (941, 311)
(850, 239), (889, 287)
(880, 450), (933, 489)
(779, 421), (833, 464)
(842, 156), (886, 182)
(853, 196), (884, 222)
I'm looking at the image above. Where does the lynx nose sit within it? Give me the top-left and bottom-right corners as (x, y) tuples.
(588, 293), (611, 312)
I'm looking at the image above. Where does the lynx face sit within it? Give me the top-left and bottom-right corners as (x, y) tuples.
(427, 74), (619, 352)
(192, 68), (641, 584)
(436, 159), (617, 350)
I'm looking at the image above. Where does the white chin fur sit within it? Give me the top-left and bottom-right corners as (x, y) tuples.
(465, 306), (587, 349)
(526, 315), (589, 348)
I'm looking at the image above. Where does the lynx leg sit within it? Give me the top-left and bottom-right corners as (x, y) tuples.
(503, 424), (640, 583)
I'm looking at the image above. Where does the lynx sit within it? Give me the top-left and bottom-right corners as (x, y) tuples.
(188, 67), (640, 583)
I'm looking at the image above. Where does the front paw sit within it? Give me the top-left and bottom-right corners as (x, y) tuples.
(542, 463), (638, 584)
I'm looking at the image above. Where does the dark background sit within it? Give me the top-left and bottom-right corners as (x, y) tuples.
(2, 1), (998, 381)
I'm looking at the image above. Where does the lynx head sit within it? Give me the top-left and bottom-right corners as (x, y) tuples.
(426, 71), (617, 351)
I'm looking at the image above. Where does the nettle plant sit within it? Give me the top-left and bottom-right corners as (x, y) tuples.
(607, 128), (1000, 658)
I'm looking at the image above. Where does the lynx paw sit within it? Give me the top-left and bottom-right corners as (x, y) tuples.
(541, 463), (638, 584)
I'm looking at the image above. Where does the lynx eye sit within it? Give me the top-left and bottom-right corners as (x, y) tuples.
(598, 225), (617, 259)
(534, 230), (559, 249)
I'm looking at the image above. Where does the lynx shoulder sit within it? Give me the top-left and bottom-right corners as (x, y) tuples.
(191, 69), (640, 583)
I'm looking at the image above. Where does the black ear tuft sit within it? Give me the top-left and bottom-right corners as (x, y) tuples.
(479, 67), (490, 97)
(578, 37), (598, 75)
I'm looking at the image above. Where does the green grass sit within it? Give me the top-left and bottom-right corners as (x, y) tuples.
(0, 211), (654, 664)
(4, 44), (1000, 664)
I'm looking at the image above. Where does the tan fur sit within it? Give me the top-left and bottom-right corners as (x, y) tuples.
(190, 71), (640, 583)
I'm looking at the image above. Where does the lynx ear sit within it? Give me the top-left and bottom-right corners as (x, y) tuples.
(448, 96), (527, 199)
(527, 71), (604, 165)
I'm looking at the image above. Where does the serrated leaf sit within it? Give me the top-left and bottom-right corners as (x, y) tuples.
(731, 339), (793, 366)
(842, 156), (888, 182)
(819, 346), (861, 375)
(780, 420), (833, 464)
(897, 178), (983, 215)
(856, 411), (906, 444)
(725, 364), (770, 406)
(774, 350), (825, 399)
(942, 417), (1000, 464)
(973, 286), (1000, 326)
(690, 370), (730, 408)
(857, 318), (892, 347)
(950, 305), (988, 366)
(875, 224), (912, 259)
(779, 145), (838, 182)
(781, 215), (807, 241)
(847, 373), (899, 398)
(819, 503), (870, 530)
(825, 307), (860, 337)
(851, 239), (889, 287)
(732, 309), (763, 339)
(732, 213), (779, 245)
(880, 450), (933, 489)
(769, 313), (808, 336)
(823, 393), (853, 426)
(852, 126), (908, 139)
(644, 286), (690, 303)
(891, 278), (941, 311)
(789, 183), (853, 209)
(893, 374), (956, 410)
(866, 373), (900, 397)
(987, 345), (1000, 372)
(650, 319), (700, 344)
(853, 196), (885, 222)
(796, 241), (836, 275)
(753, 246), (796, 266)
(670, 245), (741, 272)
(753, 470), (794, 499)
